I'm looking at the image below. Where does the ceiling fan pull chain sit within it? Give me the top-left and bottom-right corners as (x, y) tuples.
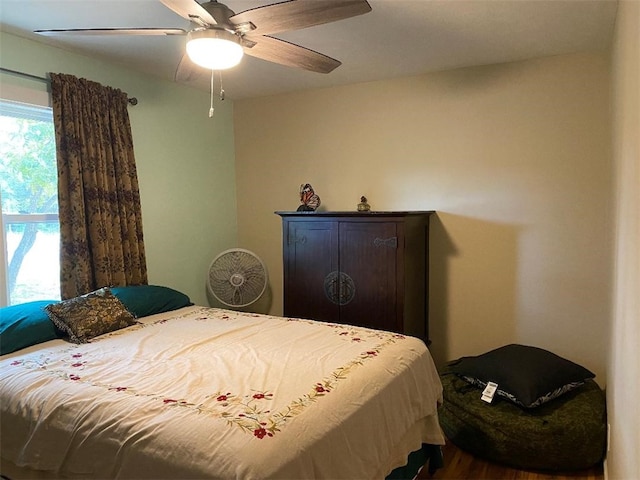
(219, 71), (225, 101)
(209, 69), (215, 118)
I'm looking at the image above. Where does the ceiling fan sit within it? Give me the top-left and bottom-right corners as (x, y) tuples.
(34, 0), (372, 81)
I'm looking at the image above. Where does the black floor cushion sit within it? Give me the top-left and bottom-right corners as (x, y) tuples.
(439, 370), (606, 471)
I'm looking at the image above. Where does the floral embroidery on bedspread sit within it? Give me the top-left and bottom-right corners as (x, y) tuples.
(7, 308), (407, 439)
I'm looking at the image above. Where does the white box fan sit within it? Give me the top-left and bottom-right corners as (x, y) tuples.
(207, 248), (268, 309)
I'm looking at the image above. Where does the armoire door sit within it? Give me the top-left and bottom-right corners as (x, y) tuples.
(283, 220), (339, 322)
(338, 221), (400, 332)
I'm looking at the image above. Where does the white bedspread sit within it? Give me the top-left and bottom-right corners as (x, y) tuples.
(1, 306), (444, 479)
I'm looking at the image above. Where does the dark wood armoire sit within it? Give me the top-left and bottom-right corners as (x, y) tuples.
(276, 211), (434, 343)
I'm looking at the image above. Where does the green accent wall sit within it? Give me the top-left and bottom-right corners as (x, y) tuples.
(0, 30), (238, 305)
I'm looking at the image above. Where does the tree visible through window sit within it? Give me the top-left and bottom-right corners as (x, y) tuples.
(0, 100), (60, 306)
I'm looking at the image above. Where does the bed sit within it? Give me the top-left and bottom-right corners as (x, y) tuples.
(0, 286), (445, 479)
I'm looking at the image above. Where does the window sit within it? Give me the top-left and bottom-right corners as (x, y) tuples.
(0, 99), (60, 306)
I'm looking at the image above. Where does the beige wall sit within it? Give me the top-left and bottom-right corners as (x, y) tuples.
(607, 1), (640, 478)
(234, 52), (613, 383)
(0, 31), (239, 306)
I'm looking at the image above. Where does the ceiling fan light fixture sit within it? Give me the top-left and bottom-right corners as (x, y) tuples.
(186, 29), (244, 70)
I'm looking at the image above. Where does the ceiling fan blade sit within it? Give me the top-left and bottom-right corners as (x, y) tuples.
(159, 0), (216, 26)
(34, 27), (187, 36)
(230, 0), (371, 36)
(243, 35), (340, 74)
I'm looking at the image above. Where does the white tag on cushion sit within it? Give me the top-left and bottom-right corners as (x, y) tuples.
(481, 381), (498, 403)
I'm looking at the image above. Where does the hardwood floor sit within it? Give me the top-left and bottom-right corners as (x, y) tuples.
(420, 441), (604, 480)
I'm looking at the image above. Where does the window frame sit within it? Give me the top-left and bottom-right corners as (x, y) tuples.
(0, 88), (58, 306)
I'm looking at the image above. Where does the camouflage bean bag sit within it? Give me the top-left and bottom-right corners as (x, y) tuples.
(438, 371), (606, 471)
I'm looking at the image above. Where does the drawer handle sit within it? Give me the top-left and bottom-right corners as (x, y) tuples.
(374, 236), (397, 248)
(324, 271), (355, 305)
(289, 234), (307, 245)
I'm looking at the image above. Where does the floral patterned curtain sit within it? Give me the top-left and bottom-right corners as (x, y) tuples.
(50, 73), (147, 299)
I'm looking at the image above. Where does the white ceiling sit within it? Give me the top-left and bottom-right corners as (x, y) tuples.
(0, 0), (618, 100)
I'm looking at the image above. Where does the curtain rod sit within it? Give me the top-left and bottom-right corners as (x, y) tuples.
(0, 67), (138, 106)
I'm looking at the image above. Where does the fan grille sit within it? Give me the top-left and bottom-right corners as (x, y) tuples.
(207, 249), (267, 307)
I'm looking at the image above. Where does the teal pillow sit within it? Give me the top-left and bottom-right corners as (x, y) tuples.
(0, 300), (62, 355)
(110, 285), (192, 318)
